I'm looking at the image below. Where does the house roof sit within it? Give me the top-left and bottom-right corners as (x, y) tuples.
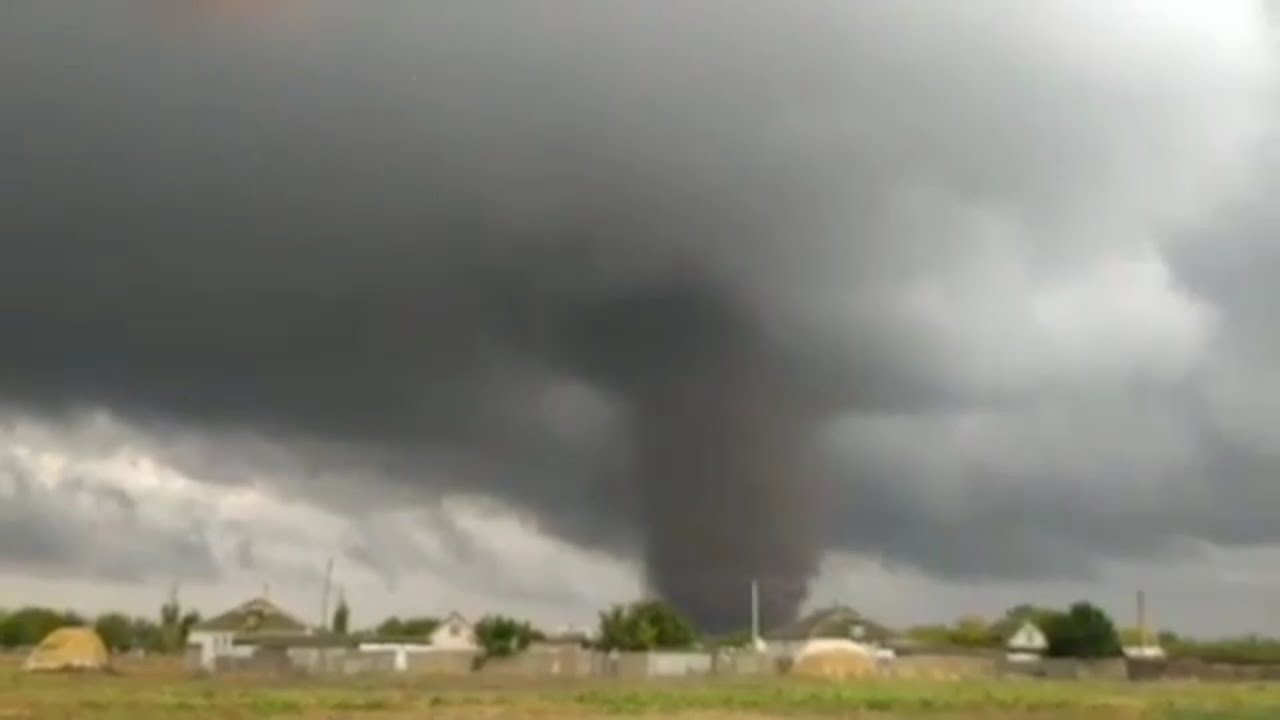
(192, 597), (309, 634)
(1005, 620), (1048, 651)
(766, 605), (895, 643)
(438, 611), (469, 626)
(431, 611), (472, 634)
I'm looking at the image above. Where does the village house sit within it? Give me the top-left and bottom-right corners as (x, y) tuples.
(187, 598), (484, 675)
(1004, 620), (1049, 663)
(186, 596), (315, 672)
(427, 611), (478, 652)
(765, 605), (897, 658)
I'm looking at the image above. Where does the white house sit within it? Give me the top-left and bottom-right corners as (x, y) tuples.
(1005, 620), (1048, 663)
(428, 611), (478, 652)
(187, 596), (311, 672)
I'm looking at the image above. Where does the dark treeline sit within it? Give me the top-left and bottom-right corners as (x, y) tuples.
(0, 604), (200, 653)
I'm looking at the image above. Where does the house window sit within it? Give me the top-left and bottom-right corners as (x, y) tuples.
(449, 623), (460, 637)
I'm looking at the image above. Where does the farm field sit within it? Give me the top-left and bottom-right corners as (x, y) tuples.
(2, 665), (1280, 720)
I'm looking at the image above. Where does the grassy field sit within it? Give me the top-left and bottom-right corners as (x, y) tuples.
(2, 662), (1280, 719)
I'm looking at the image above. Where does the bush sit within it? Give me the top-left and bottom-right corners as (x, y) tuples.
(597, 600), (697, 651)
(1042, 602), (1121, 658)
(1167, 636), (1280, 666)
(473, 615), (542, 659)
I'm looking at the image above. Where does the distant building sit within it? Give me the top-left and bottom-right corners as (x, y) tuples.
(764, 605), (896, 661)
(1004, 620), (1048, 663)
(187, 596), (312, 672)
(428, 611), (478, 652)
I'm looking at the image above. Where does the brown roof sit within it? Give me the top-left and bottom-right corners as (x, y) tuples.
(192, 597), (309, 634)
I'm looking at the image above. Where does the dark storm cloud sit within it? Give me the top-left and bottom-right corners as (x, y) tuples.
(1, 1), (1278, 627)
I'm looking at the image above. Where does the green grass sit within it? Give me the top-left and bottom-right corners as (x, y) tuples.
(3, 667), (1280, 718)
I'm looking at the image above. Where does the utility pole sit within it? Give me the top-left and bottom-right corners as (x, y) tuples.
(1137, 589), (1147, 647)
(750, 578), (760, 647)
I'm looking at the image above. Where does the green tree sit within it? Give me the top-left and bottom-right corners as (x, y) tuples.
(375, 616), (439, 638)
(1042, 602), (1122, 659)
(179, 610), (201, 646)
(376, 616), (403, 636)
(160, 598), (180, 629)
(992, 604), (1058, 639)
(159, 593), (182, 652)
(473, 615), (542, 659)
(129, 617), (165, 653)
(94, 613), (135, 652)
(400, 616), (440, 636)
(596, 600), (697, 651)
(0, 607), (81, 648)
(950, 615), (998, 648)
(905, 624), (953, 647)
(332, 596), (350, 635)
(705, 629), (754, 648)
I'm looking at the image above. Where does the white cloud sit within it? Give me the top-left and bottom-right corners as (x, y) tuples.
(0, 410), (641, 629)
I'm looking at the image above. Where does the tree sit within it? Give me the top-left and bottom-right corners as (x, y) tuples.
(1042, 602), (1121, 659)
(992, 604), (1058, 638)
(905, 617), (1002, 649)
(376, 616), (439, 638)
(950, 615), (998, 648)
(473, 615), (541, 659)
(160, 597), (180, 630)
(0, 607), (82, 648)
(159, 590), (183, 653)
(905, 624), (954, 647)
(332, 594), (350, 635)
(376, 616), (403, 636)
(705, 629), (754, 649)
(596, 600), (696, 652)
(129, 617), (164, 653)
(179, 611), (201, 645)
(95, 613), (135, 652)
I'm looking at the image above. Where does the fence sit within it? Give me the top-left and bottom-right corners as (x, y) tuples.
(186, 643), (1280, 683)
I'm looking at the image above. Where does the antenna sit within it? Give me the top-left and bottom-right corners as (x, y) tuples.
(750, 579), (760, 646)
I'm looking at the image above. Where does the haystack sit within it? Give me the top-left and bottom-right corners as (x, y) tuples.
(23, 627), (110, 672)
(791, 639), (876, 680)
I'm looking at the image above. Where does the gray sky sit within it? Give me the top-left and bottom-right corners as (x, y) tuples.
(2, 1), (1280, 636)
